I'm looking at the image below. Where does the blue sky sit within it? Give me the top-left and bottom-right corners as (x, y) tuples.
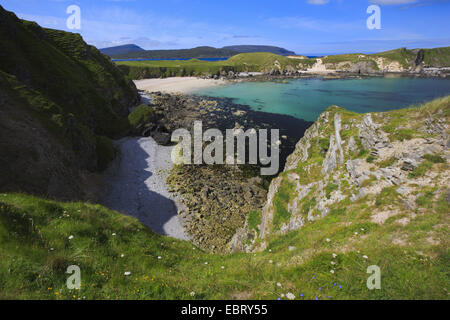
(1, 0), (449, 55)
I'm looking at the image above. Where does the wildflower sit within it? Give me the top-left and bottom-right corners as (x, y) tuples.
(332, 253), (337, 258)
(157, 256), (162, 260)
(120, 254), (125, 258)
(326, 238), (331, 242)
(339, 285), (342, 289)
(190, 291), (195, 297)
(276, 282), (282, 287)
(315, 297), (319, 300)
(354, 232), (358, 235)
(286, 292), (295, 300)
(363, 255), (368, 259)
(330, 270), (335, 274)
(300, 293), (304, 297)
(204, 262), (208, 265)
(112, 233), (116, 236)
(269, 260), (273, 264)
(68, 235), (74, 240)
(124, 272), (131, 276)
(277, 297), (281, 300)
(331, 261), (336, 265)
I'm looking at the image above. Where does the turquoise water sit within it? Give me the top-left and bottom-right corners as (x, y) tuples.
(194, 77), (450, 121)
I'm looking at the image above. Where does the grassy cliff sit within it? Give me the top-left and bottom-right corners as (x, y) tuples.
(0, 6), (139, 199)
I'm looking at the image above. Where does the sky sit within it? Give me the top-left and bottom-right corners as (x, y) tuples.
(1, 0), (449, 55)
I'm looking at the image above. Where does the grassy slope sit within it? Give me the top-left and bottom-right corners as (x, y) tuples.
(1, 98), (448, 300)
(0, 14), (136, 137)
(0, 6), (139, 197)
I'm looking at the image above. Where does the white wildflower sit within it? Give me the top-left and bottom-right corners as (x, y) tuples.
(286, 292), (296, 300)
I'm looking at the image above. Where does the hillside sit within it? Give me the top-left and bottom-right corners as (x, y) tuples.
(104, 44), (296, 59)
(109, 46), (239, 59)
(99, 44), (145, 56)
(0, 6), (139, 200)
(1, 97), (448, 299)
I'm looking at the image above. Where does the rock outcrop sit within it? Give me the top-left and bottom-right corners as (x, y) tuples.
(258, 96), (449, 242)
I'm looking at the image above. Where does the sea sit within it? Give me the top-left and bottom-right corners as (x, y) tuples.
(194, 76), (450, 122)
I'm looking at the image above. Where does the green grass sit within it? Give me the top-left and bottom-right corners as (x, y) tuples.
(247, 210), (262, 232)
(378, 157), (397, 168)
(423, 154), (445, 164)
(1, 192), (447, 300)
(325, 183), (339, 199)
(408, 161), (434, 179)
(128, 104), (156, 127)
(272, 178), (295, 229)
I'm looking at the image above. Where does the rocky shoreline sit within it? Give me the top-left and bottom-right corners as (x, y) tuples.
(204, 69), (450, 83)
(137, 91), (312, 252)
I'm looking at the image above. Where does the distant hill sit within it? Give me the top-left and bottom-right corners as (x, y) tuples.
(105, 45), (297, 59)
(109, 46), (239, 59)
(222, 45), (295, 56)
(100, 44), (145, 56)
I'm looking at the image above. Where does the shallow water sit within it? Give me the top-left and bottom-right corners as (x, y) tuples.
(194, 76), (450, 121)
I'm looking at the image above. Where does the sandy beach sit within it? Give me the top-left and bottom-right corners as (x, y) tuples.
(134, 77), (228, 94)
(101, 137), (189, 240)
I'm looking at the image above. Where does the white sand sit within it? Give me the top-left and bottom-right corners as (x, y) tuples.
(102, 137), (189, 240)
(134, 77), (228, 94)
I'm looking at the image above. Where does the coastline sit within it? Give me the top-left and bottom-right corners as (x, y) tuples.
(134, 71), (448, 95)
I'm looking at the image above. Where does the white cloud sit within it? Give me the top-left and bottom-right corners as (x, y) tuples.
(369, 0), (418, 5)
(307, 0), (330, 4)
(267, 16), (362, 32)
